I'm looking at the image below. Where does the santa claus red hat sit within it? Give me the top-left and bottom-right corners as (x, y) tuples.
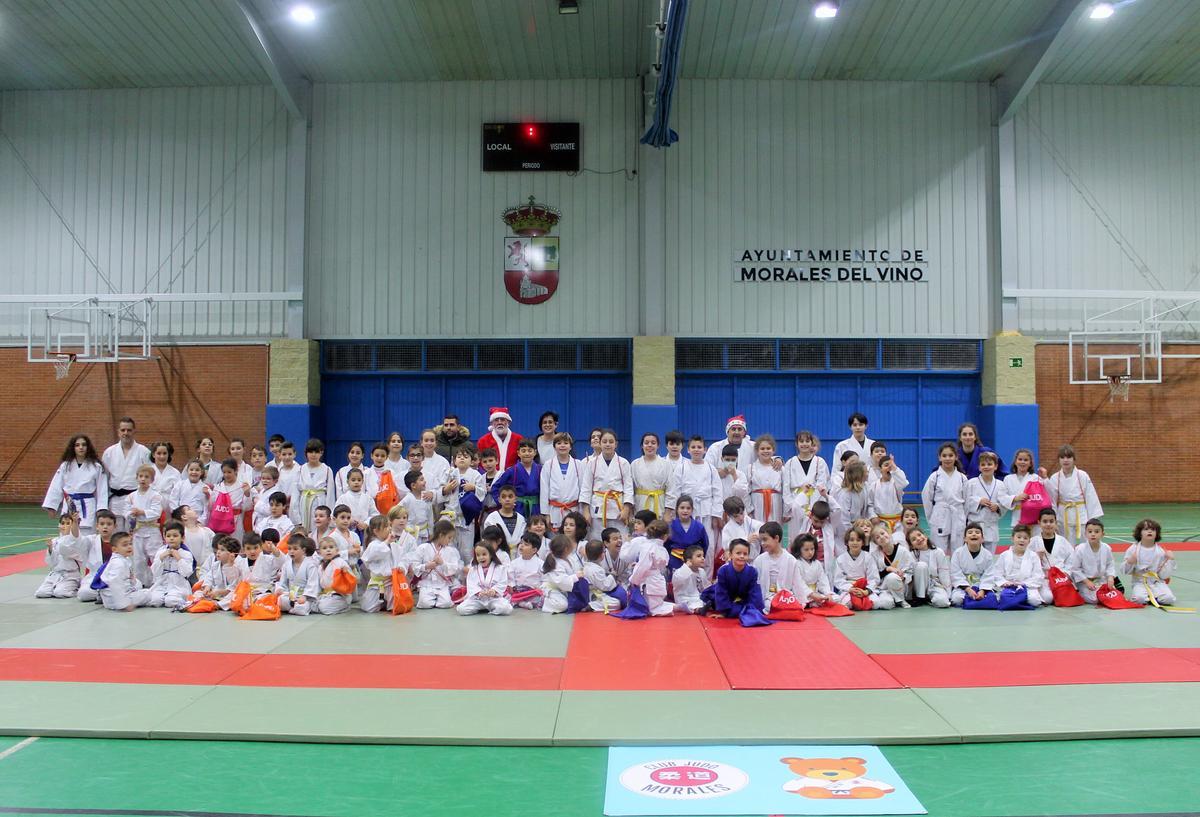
(726, 415), (747, 432)
(489, 406), (512, 423)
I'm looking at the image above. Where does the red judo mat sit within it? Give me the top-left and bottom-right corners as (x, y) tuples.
(0, 648), (260, 686)
(0, 551), (48, 577)
(0, 647), (563, 690)
(872, 648), (1200, 688)
(224, 653), (562, 690)
(558, 614), (731, 690)
(705, 625), (904, 690)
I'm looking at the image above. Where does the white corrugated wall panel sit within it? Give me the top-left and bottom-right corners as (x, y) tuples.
(1014, 84), (1200, 335)
(664, 80), (993, 338)
(306, 79), (640, 339)
(0, 86), (294, 342)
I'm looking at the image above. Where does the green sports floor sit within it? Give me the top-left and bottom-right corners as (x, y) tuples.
(1, 503), (1198, 817)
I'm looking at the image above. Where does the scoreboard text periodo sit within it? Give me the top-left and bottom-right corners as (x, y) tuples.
(481, 123), (581, 172)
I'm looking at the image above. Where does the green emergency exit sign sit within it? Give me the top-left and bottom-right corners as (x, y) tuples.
(1009, 357), (1024, 368)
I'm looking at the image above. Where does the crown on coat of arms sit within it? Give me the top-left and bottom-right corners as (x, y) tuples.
(502, 195), (561, 237)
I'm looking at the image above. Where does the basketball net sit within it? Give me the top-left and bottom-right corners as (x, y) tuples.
(53, 353), (76, 381)
(1106, 374), (1130, 402)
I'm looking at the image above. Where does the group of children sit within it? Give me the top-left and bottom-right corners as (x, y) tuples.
(36, 413), (1177, 619)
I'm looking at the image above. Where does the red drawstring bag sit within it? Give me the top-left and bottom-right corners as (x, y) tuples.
(768, 589), (806, 621)
(375, 471), (400, 515)
(1017, 478), (1052, 526)
(807, 600), (854, 617)
(450, 586), (467, 604)
(390, 569), (414, 615)
(1096, 583), (1143, 610)
(849, 577), (874, 611)
(1048, 566), (1085, 607)
(208, 490), (237, 534)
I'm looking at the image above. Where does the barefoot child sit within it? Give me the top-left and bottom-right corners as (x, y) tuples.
(835, 528), (891, 610)
(753, 522), (803, 611)
(950, 524), (994, 607)
(98, 532), (151, 611)
(922, 443), (968, 554)
(360, 515), (395, 613)
(148, 522), (194, 608)
(37, 512), (85, 599)
(907, 527), (951, 608)
(985, 524), (1046, 606)
(1070, 519), (1117, 604)
(789, 534), (833, 607)
(413, 520), (462, 609)
(1123, 518), (1177, 606)
(870, 522), (913, 608)
(701, 539), (771, 626)
(277, 536), (319, 616)
(1047, 445), (1103, 546)
(672, 544), (710, 613)
(458, 541), (513, 616)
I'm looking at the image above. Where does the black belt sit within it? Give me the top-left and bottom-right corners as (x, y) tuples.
(109, 488), (135, 498)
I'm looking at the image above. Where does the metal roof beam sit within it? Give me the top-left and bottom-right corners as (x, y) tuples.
(235, 0), (311, 122)
(994, 0), (1088, 124)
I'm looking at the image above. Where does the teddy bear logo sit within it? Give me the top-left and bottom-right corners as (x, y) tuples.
(779, 756), (896, 799)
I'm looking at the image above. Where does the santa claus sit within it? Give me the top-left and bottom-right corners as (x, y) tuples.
(476, 407), (524, 470)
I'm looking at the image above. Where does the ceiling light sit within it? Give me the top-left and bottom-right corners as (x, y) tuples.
(814, 2), (838, 20)
(558, 0), (579, 14)
(1089, 2), (1114, 19)
(289, 4), (317, 24)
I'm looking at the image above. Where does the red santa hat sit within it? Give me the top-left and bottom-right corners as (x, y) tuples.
(489, 406), (512, 423)
(726, 415), (747, 433)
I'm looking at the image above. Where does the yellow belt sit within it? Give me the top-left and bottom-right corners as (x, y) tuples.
(135, 520), (159, 528)
(1061, 501), (1087, 541)
(635, 488), (664, 517)
(594, 491), (623, 528)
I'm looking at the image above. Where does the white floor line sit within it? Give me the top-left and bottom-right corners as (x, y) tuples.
(0, 736), (38, 761)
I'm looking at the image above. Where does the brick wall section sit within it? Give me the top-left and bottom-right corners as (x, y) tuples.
(1036, 343), (1200, 503)
(0, 346), (268, 503)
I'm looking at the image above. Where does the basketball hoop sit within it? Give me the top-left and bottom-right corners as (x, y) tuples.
(52, 353), (76, 381)
(1106, 374), (1130, 402)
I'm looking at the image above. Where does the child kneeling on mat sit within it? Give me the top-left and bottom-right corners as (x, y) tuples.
(1070, 519), (1117, 604)
(98, 532), (151, 612)
(1123, 518), (1177, 606)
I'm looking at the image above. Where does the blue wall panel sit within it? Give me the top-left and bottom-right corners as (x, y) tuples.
(322, 374), (632, 460)
(676, 373), (981, 495)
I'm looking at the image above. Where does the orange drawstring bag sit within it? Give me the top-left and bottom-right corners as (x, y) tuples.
(331, 567), (358, 595)
(390, 569), (414, 615)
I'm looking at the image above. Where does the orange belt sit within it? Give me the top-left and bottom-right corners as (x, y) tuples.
(753, 488), (779, 521)
(594, 491), (623, 527)
(878, 513), (902, 532)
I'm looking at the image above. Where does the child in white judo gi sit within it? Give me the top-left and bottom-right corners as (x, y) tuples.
(1123, 518), (1177, 606)
(672, 544), (711, 613)
(1070, 519), (1117, 604)
(413, 520), (462, 609)
(148, 522), (194, 608)
(98, 532), (150, 611)
(37, 512), (84, 599)
(277, 536), (320, 616)
(458, 541), (513, 616)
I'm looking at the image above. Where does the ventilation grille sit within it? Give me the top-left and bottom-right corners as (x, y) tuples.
(323, 343), (373, 371)
(322, 340), (631, 372)
(676, 339), (981, 372)
(931, 341), (980, 370)
(882, 342), (926, 370)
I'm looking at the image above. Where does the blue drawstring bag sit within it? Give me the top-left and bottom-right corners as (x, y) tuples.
(460, 492), (483, 526)
(90, 559), (110, 591)
(997, 585), (1034, 610)
(962, 587), (999, 610)
(614, 585), (649, 619)
(565, 577), (591, 613)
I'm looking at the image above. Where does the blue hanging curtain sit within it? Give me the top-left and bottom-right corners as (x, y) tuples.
(640, 0), (690, 148)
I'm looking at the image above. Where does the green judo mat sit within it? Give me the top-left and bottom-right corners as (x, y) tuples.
(0, 736), (1197, 817)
